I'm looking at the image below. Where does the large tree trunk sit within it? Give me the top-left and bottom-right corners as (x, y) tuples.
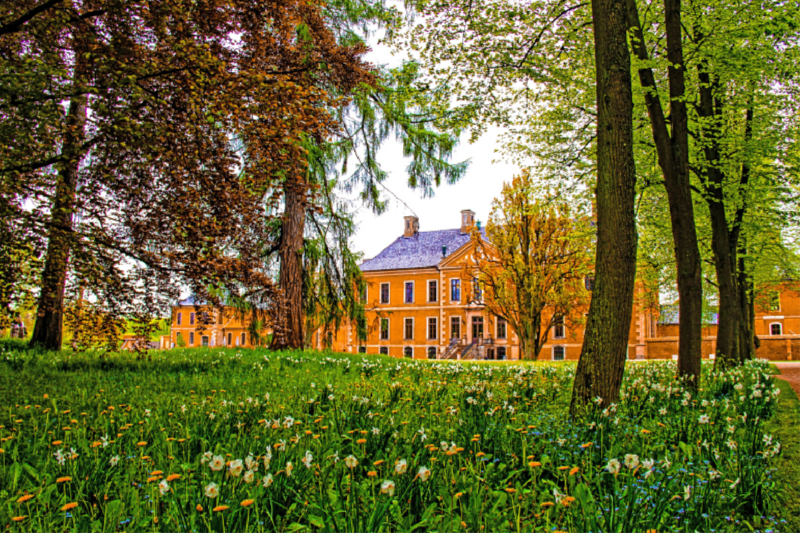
(697, 66), (740, 369)
(30, 55), (87, 351)
(737, 238), (756, 361)
(626, 0), (702, 388)
(570, 0), (638, 412)
(270, 176), (305, 350)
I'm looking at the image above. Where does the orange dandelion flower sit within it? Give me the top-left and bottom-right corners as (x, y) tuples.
(504, 488), (516, 493)
(166, 474), (181, 482)
(373, 460), (385, 466)
(196, 504), (203, 512)
(213, 505), (229, 512)
(52, 440), (63, 446)
(151, 471), (163, 476)
(356, 438), (367, 444)
(569, 467), (580, 476)
(562, 496), (576, 507)
(137, 441), (147, 446)
(57, 477), (71, 483)
(61, 502), (78, 511)
(241, 499), (255, 507)
(455, 492), (464, 499)
(146, 476), (160, 483)
(540, 502), (555, 507)
(367, 471), (377, 477)
(580, 442), (593, 448)
(16, 494), (34, 503)
(476, 452), (486, 458)
(529, 462), (542, 468)
(557, 466), (569, 471)
(12, 516), (27, 522)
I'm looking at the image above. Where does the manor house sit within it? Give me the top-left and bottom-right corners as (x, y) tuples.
(314, 209), (800, 361)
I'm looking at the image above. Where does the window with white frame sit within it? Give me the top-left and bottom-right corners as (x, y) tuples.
(241, 332), (246, 346)
(189, 331), (195, 345)
(497, 346), (507, 360)
(427, 347), (437, 359)
(177, 312), (182, 325)
(496, 317), (507, 339)
(380, 283), (390, 304)
(379, 346), (389, 355)
(553, 346), (565, 361)
(404, 346), (413, 358)
(380, 318), (390, 340)
(404, 318), (414, 340)
(428, 317), (437, 340)
(770, 323), (782, 335)
(428, 280), (438, 302)
(404, 282), (414, 303)
(450, 279), (461, 301)
(451, 316), (461, 339)
(553, 316), (565, 339)
(358, 346), (367, 353)
(201, 335), (209, 347)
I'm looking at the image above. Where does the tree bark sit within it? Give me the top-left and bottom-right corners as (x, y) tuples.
(270, 176), (306, 350)
(732, 106), (755, 362)
(626, 0), (702, 388)
(570, 0), (638, 412)
(697, 66), (740, 369)
(30, 50), (87, 351)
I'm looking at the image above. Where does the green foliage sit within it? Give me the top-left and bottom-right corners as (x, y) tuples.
(0, 348), (789, 532)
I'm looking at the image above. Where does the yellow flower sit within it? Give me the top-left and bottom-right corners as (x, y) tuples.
(213, 505), (229, 512)
(16, 494), (34, 503)
(57, 477), (71, 483)
(61, 502), (78, 511)
(241, 499), (255, 507)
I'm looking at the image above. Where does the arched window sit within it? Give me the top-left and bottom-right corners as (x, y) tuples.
(770, 323), (782, 336)
(404, 346), (413, 358)
(553, 346), (565, 361)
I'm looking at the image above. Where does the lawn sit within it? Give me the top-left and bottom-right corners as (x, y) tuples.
(0, 345), (792, 532)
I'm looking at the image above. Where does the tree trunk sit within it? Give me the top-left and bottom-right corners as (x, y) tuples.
(697, 66), (740, 369)
(270, 176), (305, 350)
(570, 0), (638, 412)
(738, 238), (756, 361)
(626, 0), (702, 388)
(30, 53), (87, 351)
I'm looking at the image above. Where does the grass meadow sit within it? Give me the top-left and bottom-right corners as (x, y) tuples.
(0, 344), (796, 532)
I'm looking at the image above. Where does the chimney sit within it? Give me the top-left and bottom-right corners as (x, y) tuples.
(403, 215), (419, 238)
(460, 209), (475, 234)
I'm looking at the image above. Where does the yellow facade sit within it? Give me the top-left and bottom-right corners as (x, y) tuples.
(166, 298), (270, 349)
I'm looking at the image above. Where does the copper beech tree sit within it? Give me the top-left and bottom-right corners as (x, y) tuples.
(465, 170), (593, 361)
(0, 0), (374, 349)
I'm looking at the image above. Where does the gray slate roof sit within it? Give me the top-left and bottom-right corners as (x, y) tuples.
(360, 228), (486, 272)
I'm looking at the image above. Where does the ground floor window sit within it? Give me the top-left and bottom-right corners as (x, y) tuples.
(201, 335), (209, 347)
(379, 346), (389, 355)
(770, 323), (782, 335)
(427, 347), (436, 359)
(404, 346), (413, 358)
(497, 347), (507, 360)
(189, 332), (195, 345)
(241, 332), (246, 346)
(227, 333), (232, 346)
(358, 346), (367, 353)
(553, 346), (565, 361)
(451, 316), (461, 339)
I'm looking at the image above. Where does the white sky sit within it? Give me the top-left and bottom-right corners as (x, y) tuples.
(349, 39), (521, 260)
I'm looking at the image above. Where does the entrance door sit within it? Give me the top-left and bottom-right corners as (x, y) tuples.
(471, 316), (484, 341)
